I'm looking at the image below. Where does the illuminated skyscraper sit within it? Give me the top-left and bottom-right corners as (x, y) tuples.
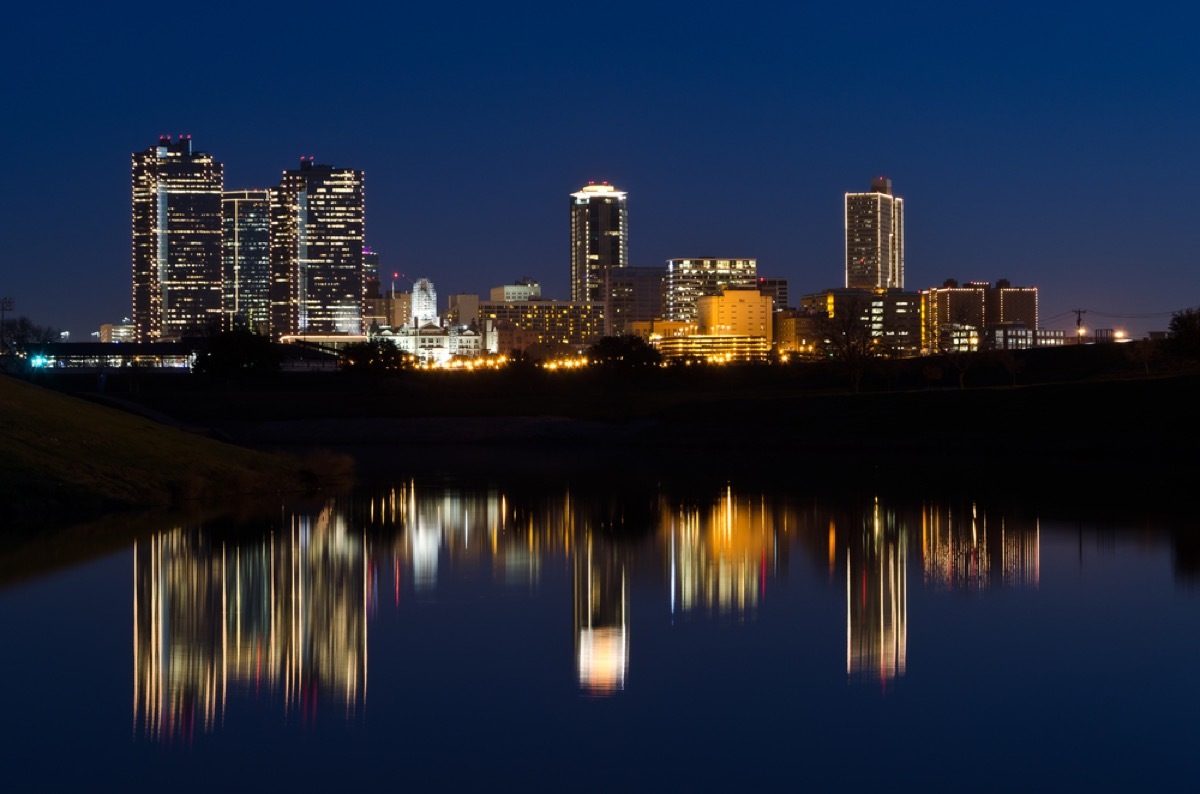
(845, 177), (904, 290)
(131, 135), (224, 341)
(269, 158), (365, 338)
(221, 190), (271, 333)
(570, 182), (627, 306)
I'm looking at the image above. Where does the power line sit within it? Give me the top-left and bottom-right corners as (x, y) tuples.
(1043, 305), (1199, 323)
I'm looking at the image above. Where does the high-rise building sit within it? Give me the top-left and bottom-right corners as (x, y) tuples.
(845, 177), (904, 290)
(269, 158), (365, 338)
(222, 190), (271, 333)
(570, 182), (627, 305)
(664, 258), (757, 322)
(131, 135), (224, 341)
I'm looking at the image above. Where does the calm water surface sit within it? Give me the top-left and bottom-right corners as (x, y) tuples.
(2, 481), (1198, 790)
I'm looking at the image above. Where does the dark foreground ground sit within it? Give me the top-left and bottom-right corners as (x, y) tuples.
(17, 341), (1199, 522)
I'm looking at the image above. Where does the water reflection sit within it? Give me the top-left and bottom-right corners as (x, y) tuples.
(668, 486), (779, 618)
(575, 534), (628, 694)
(846, 498), (908, 682)
(133, 504), (368, 741)
(922, 501), (1040, 590)
(131, 484), (1045, 738)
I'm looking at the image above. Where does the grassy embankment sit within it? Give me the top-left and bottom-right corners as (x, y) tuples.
(0, 374), (352, 530)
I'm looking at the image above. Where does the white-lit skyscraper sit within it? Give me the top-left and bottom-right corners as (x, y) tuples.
(845, 177), (904, 290)
(222, 190), (271, 333)
(131, 135), (224, 341)
(269, 158), (365, 338)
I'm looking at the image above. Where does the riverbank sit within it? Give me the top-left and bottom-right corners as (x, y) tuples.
(0, 374), (354, 531)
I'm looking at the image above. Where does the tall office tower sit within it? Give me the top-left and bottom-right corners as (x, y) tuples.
(131, 135), (224, 341)
(221, 190), (271, 333)
(269, 158), (365, 338)
(570, 182), (628, 304)
(664, 258), (758, 322)
(363, 246), (381, 299)
(845, 177), (904, 290)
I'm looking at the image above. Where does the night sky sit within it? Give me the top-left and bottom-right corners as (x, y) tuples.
(5, 1), (1199, 340)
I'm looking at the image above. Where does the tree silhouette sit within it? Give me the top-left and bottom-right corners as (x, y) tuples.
(192, 329), (283, 375)
(338, 339), (413, 372)
(1167, 308), (1200, 361)
(0, 316), (60, 354)
(817, 295), (876, 392)
(588, 335), (663, 368)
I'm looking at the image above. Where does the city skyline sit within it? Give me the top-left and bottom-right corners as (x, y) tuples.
(4, 3), (1199, 341)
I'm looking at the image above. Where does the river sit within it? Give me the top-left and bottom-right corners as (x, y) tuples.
(1, 477), (1197, 790)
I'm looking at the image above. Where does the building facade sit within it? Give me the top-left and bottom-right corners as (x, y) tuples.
(845, 177), (904, 290)
(478, 299), (604, 354)
(653, 334), (771, 363)
(987, 279), (1038, 329)
(269, 159), (365, 338)
(922, 279), (1039, 352)
(697, 288), (773, 344)
(664, 258), (757, 322)
(800, 287), (922, 356)
(411, 278), (438, 327)
(773, 310), (825, 358)
(490, 278), (542, 302)
(221, 190), (271, 333)
(131, 135), (224, 341)
(570, 182), (627, 306)
(605, 265), (665, 335)
(756, 277), (790, 311)
(362, 246), (381, 299)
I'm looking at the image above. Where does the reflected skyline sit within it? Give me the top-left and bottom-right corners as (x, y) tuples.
(134, 504), (368, 741)
(132, 483), (1046, 736)
(846, 498), (908, 682)
(668, 486), (781, 618)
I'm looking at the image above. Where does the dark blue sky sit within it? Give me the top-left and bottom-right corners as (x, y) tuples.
(4, 1), (1198, 339)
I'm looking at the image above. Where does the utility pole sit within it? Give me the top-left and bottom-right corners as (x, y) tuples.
(1072, 308), (1087, 344)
